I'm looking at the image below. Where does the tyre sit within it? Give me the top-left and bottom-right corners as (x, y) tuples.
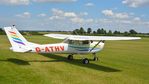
(83, 58), (89, 64)
(67, 55), (73, 60)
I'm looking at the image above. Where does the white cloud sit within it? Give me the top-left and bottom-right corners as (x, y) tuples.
(64, 12), (77, 17)
(70, 17), (94, 23)
(16, 12), (31, 18)
(0, 0), (30, 5)
(0, 0), (77, 5)
(49, 8), (94, 24)
(133, 17), (141, 21)
(86, 19), (94, 23)
(70, 17), (84, 23)
(47, 8), (149, 32)
(7, 9), (149, 33)
(38, 13), (47, 17)
(85, 2), (94, 7)
(145, 22), (149, 25)
(49, 15), (65, 20)
(100, 9), (149, 31)
(97, 19), (113, 24)
(51, 8), (74, 17)
(122, 0), (149, 8)
(51, 8), (77, 17)
(51, 8), (64, 16)
(102, 10), (129, 19)
(102, 10), (114, 16)
(50, 8), (77, 21)
(80, 12), (88, 16)
(115, 13), (129, 19)
(33, 0), (77, 3)
(120, 20), (132, 24)
(101, 10), (145, 25)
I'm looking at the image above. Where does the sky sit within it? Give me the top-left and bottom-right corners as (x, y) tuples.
(0, 0), (149, 33)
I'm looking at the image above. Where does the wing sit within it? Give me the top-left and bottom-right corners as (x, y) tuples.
(44, 34), (141, 41)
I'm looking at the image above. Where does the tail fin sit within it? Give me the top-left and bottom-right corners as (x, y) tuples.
(4, 26), (31, 52)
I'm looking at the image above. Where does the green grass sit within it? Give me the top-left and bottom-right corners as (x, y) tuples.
(0, 35), (149, 84)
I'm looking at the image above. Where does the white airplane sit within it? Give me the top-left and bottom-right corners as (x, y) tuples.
(4, 26), (141, 64)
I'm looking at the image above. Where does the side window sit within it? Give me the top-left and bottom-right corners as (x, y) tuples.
(68, 40), (89, 45)
(82, 40), (89, 44)
(74, 41), (79, 45)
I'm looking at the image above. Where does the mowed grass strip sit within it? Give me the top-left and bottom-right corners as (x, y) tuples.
(0, 35), (149, 84)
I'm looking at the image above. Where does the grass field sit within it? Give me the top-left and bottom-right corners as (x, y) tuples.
(0, 35), (149, 84)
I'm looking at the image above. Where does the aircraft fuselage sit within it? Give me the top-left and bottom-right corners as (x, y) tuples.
(30, 42), (105, 54)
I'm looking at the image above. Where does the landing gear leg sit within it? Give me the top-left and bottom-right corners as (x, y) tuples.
(93, 53), (99, 61)
(67, 54), (73, 60)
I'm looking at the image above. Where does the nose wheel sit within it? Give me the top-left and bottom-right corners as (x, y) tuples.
(82, 58), (89, 64)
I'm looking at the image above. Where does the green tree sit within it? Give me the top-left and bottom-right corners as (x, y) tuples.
(0, 28), (5, 35)
(93, 31), (96, 34)
(101, 28), (105, 34)
(124, 31), (129, 36)
(79, 27), (86, 35)
(87, 28), (92, 34)
(114, 31), (118, 34)
(107, 30), (113, 35)
(72, 29), (80, 35)
(114, 30), (121, 34)
(97, 28), (101, 34)
(104, 30), (107, 34)
(0, 28), (3, 32)
(97, 28), (107, 34)
(129, 29), (137, 34)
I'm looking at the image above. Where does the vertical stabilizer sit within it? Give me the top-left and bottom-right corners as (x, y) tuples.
(4, 26), (31, 52)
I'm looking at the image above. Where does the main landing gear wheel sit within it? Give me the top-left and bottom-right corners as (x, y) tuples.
(82, 58), (89, 64)
(67, 55), (73, 60)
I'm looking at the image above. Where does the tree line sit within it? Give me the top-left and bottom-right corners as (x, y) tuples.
(72, 27), (139, 36)
(0, 28), (5, 35)
(0, 27), (149, 37)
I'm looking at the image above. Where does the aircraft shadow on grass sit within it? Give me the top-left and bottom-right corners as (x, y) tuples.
(0, 58), (30, 65)
(0, 54), (121, 72)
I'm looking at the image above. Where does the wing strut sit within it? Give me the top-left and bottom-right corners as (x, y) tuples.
(90, 40), (103, 52)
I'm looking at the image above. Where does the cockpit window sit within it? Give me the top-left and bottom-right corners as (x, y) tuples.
(68, 40), (89, 45)
(68, 40), (74, 44)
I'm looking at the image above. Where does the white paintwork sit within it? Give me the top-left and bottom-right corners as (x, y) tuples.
(4, 26), (141, 55)
(44, 34), (141, 41)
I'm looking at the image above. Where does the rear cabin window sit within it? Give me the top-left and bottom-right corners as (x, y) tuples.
(82, 40), (89, 44)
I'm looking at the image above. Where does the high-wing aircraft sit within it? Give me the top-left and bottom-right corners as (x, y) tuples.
(4, 26), (141, 64)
